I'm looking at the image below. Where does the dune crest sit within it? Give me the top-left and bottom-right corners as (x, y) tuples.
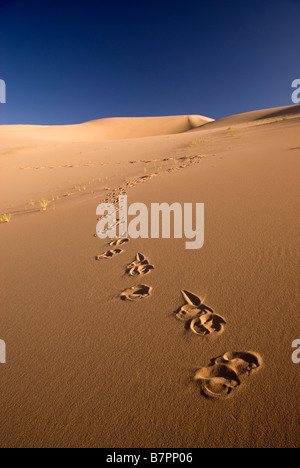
(0, 114), (214, 143)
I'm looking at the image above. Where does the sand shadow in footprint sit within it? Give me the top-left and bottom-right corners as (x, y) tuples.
(120, 285), (153, 302)
(110, 238), (129, 247)
(190, 313), (226, 336)
(175, 290), (225, 337)
(96, 249), (123, 260)
(126, 253), (155, 276)
(194, 351), (263, 400)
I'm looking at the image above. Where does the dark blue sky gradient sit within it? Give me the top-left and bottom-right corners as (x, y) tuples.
(0, 0), (299, 124)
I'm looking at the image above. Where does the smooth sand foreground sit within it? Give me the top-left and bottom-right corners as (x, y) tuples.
(0, 106), (299, 448)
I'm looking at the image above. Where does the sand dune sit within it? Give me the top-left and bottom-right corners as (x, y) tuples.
(188, 104), (300, 131)
(0, 105), (299, 448)
(0, 114), (213, 144)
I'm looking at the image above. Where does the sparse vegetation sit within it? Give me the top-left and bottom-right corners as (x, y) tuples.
(1, 213), (12, 223)
(39, 198), (49, 211)
(228, 127), (236, 137)
(191, 138), (208, 146)
(256, 117), (288, 127)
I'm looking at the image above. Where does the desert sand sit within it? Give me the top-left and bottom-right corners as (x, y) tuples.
(0, 105), (299, 448)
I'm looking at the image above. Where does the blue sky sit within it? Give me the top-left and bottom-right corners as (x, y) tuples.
(0, 0), (299, 124)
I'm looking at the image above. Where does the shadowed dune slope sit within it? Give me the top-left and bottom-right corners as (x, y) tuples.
(188, 104), (300, 131)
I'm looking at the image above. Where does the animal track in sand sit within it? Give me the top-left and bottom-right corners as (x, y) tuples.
(194, 364), (240, 399)
(98, 155), (207, 211)
(190, 312), (226, 336)
(194, 351), (262, 399)
(175, 290), (226, 337)
(110, 238), (129, 247)
(176, 290), (213, 320)
(96, 249), (123, 260)
(214, 351), (263, 377)
(120, 285), (152, 302)
(126, 253), (155, 276)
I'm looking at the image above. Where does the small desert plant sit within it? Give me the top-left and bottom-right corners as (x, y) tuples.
(29, 200), (35, 206)
(39, 198), (49, 211)
(65, 190), (70, 197)
(1, 213), (12, 223)
(228, 127), (236, 137)
(82, 185), (87, 191)
(256, 117), (286, 127)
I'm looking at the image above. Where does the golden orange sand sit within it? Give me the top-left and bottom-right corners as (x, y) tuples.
(0, 106), (299, 448)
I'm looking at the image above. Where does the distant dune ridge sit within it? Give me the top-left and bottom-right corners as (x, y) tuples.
(188, 103), (300, 131)
(1, 104), (299, 144)
(0, 114), (214, 143)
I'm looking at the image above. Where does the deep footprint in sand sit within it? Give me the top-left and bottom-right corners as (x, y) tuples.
(176, 290), (214, 321)
(175, 290), (225, 336)
(126, 253), (155, 276)
(194, 363), (240, 399)
(194, 351), (263, 399)
(96, 249), (123, 260)
(121, 285), (152, 302)
(214, 351), (263, 377)
(190, 312), (226, 336)
(110, 238), (129, 247)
